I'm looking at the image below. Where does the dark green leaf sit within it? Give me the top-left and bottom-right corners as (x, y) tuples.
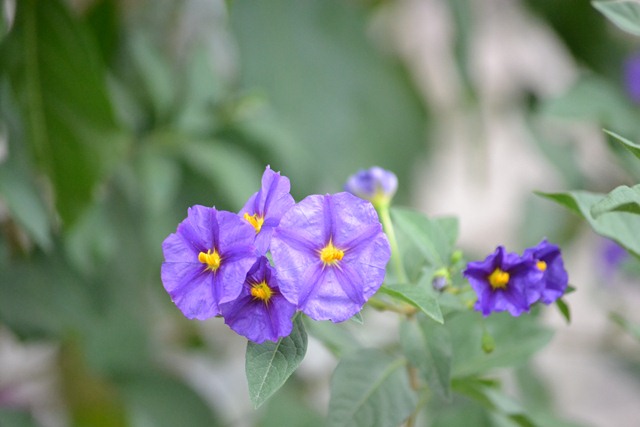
(555, 298), (571, 324)
(246, 314), (308, 409)
(400, 315), (452, 400)
(0, 0), (127, 225)
(538, 190), (640, 257)
(593, 0), (640, 36)
(327, 349), (416, 427)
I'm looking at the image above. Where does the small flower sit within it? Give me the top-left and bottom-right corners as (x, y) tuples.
(161, 205), (257, 319)
(239, 166), (296, 255)
(463, 246), (543, 317)
(523, 239), (568, 304)
(270, 192), (391, 322)
(599, 238), (628, 280)
(220, 257), (296, 343)
(344, 167), (398, 208)
(624, 52), (640, 104)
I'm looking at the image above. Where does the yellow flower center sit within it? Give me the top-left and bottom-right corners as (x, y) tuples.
(320, 241), (344, 266)
(244, 213), (265, 234)
(198, 249), (221, 271)
(536, 260), (547, 272)
(250, 281), (273, 303)
(488, 268), (509, 290)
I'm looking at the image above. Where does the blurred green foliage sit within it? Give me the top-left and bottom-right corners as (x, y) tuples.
(1, 0), (640, 426)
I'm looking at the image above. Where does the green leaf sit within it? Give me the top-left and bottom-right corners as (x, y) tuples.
(327, 348), (417, 427)
(400, 315), (452, 400)
(0, 161), (52, 251)
(245, 314), (308, 409)
(350, 311), (364, 324)
(380, 272), (444, 324)
(556, 298), (571, 324)
(448, 312), (553, 377)
(0, 0), (127, 225)
(538, 190), (640, 257)
(604, 129), (640, 160)
(591, 184), (640, 217)
(391, 207), (459, 269)
(593, 0), (640, 36)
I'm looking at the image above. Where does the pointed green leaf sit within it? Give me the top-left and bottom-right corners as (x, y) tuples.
(0, 0), (127, 225)
(245, 315), (307, 409)
(555, 298), (571, 324)
(591, 184), (640, 217)
(400, 315), (452, 400)
(350, 311), (364, 324)
(593, 0), (640, 36)
(538, 190), (640, 257)
(380, 272), (443, 324)
(604, 129), (640, 160)
(327, 349), (417, 427)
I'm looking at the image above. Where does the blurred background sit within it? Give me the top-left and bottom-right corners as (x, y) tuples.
(1, 0), (640, 426)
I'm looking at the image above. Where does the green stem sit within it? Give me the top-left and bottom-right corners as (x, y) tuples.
(368, 297), (416, 316)
(377, 205), (408, 284)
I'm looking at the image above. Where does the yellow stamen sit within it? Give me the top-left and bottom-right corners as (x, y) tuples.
(244, 212), (265, 234)
(488, 268), (509, 290)
(536, 260), (547, 272)
(319, 241), (344, 266)
(250, 281), (273, 303)
(198, 249), (221, 271)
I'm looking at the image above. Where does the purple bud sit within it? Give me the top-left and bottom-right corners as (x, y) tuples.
(344, 167), (398, 206)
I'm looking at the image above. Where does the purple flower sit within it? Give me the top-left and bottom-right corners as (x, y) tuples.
(270, 192), (391, 322)
(463, 246), (543, 317)
(239, 166), (296, 255)
(161, 205), (257, 320)
(344, 167), (398, 207)
(523, 239), (568, 304)
(599, 238), (628, 280)
(220, 257), (296, 343)
(624, 52), (640, 104)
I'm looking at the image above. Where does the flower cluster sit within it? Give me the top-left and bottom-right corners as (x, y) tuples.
(161, 166), (391, 343)
(463, 240), (568, 317)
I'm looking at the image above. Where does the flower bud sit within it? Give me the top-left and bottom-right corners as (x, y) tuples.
(344, 167), (398, 208)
